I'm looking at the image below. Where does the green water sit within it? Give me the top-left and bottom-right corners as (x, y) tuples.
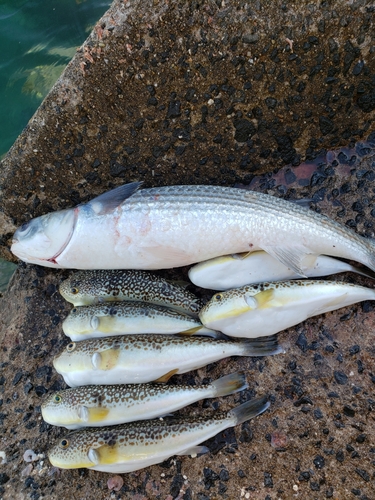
(0, 0), (111, 292)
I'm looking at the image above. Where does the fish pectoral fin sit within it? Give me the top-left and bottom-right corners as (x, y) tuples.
(179, 326), (202, 336)
(88, 448), (100, 465)
(85, 406), (110, 423)
(309, 293), (349, 317)
(92, 444), (121, 465)
(154, 368), (179, 383)
(176, 445), (210, 457)
(77, 405), (90, 422)
(261, 244), (311, 277)
(91, 348), (121, 371)
(253, 288), (275, 309)
(86, 181), (142, 215)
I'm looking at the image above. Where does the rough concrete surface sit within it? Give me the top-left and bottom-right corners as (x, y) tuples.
(1, 0), (375, 498)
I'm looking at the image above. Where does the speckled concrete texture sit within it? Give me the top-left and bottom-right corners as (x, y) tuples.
(1, 0), (375, 498)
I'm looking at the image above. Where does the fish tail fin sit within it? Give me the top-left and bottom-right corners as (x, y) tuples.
(240, 335), (284, 357)
(364, 238), (375, 273)
(349, 264), (375, 280)
(229, 395), (270, 425)
(212, 372), (248, 397)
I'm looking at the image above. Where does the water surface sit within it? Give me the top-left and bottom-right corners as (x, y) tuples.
(0, 0), (111, 291)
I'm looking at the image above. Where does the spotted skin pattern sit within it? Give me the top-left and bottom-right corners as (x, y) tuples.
(62, 301), (213, 340)
(48, 395), (269, 472)
(60, 269), (202, 317)
(41, 372), (248, 428)
(200, 279), (375, 338)
(52, 334), (281, 387)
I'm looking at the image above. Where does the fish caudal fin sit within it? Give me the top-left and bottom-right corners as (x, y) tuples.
(350, 264), (375, 280)
(364, 238), (375, 273)
(212, 372), (248, 397)
(240, 335), (283, 357)
(230, 395), (270, 426)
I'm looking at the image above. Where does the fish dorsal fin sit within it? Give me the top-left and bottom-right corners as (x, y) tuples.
(176, 445), (210, 457)
(77, 405), (90, 422)
(154, 368), (179, 383)
(86, 182), (142, 215)
(261, 245), (310, 277)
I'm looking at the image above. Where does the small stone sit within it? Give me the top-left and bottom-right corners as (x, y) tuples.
(356, 434), (366, 443)
(264, 472), (273, 488)
(343, 405), (355, 417)
(166, 100), (181, 118)
(233, 119), (256, 142)
(355, 468), (370, 482)
(349, 345), (360, 355)
(21, 464), (33, 477)
(12, 372), (23, 386)
(270, 431), (288, 450)
(23, 450), (38, 463)
(314, 408), (323, 419)
(319, 116), (334, 135)
(0, 473), (10, 485)
(24, 382), (33, 395)
(219, 469), (229, 481)
(35, 386), (47, 397)
(334, 370), (348, 385)
(243, 33), (259, 44)
(107, 475), (124, 491)
(313, 455), (325, 469)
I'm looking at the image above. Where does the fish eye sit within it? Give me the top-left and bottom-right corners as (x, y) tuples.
(72, 308), (77, 313)
(66, 342), (76, 352)
(70, 287), (79, 295)
(18, 221), (31, 233)
(54, 394), (62, 403)
(214, 294), (222, 301)
(60, 439), (69, 449)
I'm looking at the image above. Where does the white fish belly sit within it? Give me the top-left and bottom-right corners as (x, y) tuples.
(189, 253), (357, 290)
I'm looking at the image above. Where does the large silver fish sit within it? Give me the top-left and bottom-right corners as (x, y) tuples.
(62, 301), (217, 341)
(199, 279), (375, 338)
(48, 395), (269, 473)
(53, 334), (282, 387)
(41, 372), (248, 429)
(189, 251), (374, 290)
(11, 182), (375, 274)
(59, 269), (202, 317)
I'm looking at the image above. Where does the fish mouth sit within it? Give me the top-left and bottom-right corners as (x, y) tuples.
(46, 207), (78, 265)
